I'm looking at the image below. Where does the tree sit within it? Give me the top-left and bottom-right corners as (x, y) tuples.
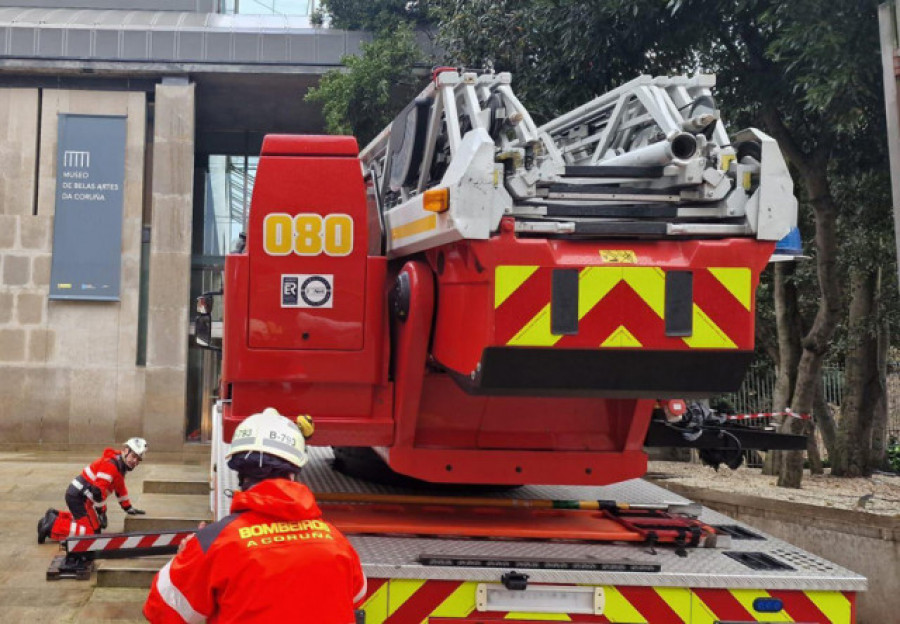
(306, 23), (427, 145)
(433, 0), (894, 487)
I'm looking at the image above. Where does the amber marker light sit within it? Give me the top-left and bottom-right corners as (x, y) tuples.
(423, 188), (450, 213)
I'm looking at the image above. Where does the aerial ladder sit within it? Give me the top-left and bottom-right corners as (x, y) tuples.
(204, 68), (800, 489)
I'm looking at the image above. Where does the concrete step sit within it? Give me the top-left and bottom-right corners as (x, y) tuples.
(97, 557), (168, 588)
(123, 492), (211, 531)
(142, 479), (208, 495)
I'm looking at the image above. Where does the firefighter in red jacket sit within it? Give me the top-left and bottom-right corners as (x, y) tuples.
(143, 408), (366, 624)
(37, 437), (147, 542)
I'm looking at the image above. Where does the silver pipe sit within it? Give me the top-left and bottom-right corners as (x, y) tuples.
(600, 132), (698, 167)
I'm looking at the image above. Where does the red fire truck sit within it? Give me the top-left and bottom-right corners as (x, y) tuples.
(188, 70), (863, 622)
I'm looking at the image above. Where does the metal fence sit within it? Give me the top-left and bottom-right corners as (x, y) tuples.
(721, 366), (845, 415)
(717, 366), (900, 467)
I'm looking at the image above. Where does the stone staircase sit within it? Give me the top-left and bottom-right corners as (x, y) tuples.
(95, 475), (211, 588)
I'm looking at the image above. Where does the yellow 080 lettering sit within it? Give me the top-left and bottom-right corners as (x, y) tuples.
(262, 213), (354, 257)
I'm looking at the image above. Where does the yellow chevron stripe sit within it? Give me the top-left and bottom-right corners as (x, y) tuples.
(709, 267), (751, 310)
(505, 613), (570, 621)
(386, 579), (427, 618)
(691, 593), (720, 624)
(654, 587), (691, 623)
(360, 582), (390, 624)
(601, 325), (642, 348)
(578, 266), (621, 318)
(683, 305), (737, 349)
(603, 586), (648, 623)
(507, 303), (559, 347)
(429, 582), (477, 618)
(621, 267), (666, 318)
(730, 589), (792, 622)
(495, 265), (539, 308)
(805, 590), (852, 624)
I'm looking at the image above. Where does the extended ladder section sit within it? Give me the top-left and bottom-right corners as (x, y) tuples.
(360, 70), (797, 258)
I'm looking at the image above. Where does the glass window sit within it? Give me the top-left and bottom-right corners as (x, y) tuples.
(204, 155), (258, 256)
(220, 0), (315, 16)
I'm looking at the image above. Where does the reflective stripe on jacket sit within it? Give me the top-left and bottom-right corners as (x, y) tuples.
(143, 479), (366, 624)
(78, 448), (132, 510)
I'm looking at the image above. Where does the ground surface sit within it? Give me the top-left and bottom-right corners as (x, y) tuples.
(0, 450), (207, 623)
(648, 459), (900, 517)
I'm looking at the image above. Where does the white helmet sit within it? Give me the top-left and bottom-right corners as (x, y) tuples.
(225, 408), (308, 469)
(124, 437), (148, 457)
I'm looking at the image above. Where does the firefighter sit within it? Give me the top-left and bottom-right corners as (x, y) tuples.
(37, 437), (148, 543)
(143, 408), (366, 624)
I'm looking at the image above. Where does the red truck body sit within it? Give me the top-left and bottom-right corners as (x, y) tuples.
(219, 135), (773, 486)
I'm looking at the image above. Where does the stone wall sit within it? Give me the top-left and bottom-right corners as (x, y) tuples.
(0, 84), (195, 451)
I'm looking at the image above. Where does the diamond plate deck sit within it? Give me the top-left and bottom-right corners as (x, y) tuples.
(214, 430), (865, 591)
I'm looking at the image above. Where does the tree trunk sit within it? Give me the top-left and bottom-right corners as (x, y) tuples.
(814, 375), (838, 463)
(870, 317), (889, 470)
(776, 176), (842, 488)
(764, 261), (804, 476)
(807, 425), (823, 475)
(832, 269), (879, 478)
(757, 111), (843, 489)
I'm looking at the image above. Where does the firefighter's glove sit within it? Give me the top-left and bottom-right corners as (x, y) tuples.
(296, 414), (315, 439)
(98, 509), (108, 530)
(125, 507), (146, 515)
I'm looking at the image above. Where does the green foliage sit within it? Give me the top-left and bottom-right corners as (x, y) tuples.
(320, 0), (434, 33)
(888, 436), (900, 473)
(305, 23), (426, 145)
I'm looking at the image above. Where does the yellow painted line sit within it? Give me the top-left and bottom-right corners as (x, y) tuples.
(601, 325), (642, 348)
(429, 582), (477, 618)
(505, 613), (570, 621)
(683, 305), (737, 349)
(622, 267), (666, 318)
(654, 587), (691, 623)
(507, 304), (558, 347)
(495, 265), (539, 308)
(390, 214), (437, 241)
(386, 579), (427, 618)
(709, 267), (751, 310)
(361, 582), (390, 624)
(805, 591), (852, 624)
(730, 589), (792, 622)
(602, 586), (647, 623)
(578, 267), (621, 319)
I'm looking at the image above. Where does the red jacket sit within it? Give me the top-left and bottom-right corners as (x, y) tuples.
(78, 448), (133, 511)
(144, 479), (366, 624)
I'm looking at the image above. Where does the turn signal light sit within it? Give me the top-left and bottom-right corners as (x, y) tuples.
(423, 188), (450, 213)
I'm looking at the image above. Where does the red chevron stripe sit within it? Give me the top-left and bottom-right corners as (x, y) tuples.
(693, 269), (753, 348)
(768, 590), (833, 623)
(555, 281), (676, 349)
(617, 586), (686, 623)
(692, 588), (755, 621)
(138, 534), (160, 548)
(363, 578), (387, 602)
(494, 268), (552, 344)
(844, 591), (856, 623)
(383, 580), (464, 624)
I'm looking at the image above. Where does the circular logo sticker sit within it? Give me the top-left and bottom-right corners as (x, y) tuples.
(300, 276), (332, 307)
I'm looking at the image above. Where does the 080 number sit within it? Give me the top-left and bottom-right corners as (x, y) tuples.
(263, 213), (353, 257)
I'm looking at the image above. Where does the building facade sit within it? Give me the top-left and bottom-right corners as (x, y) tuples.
(0, 0), (364, 451)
